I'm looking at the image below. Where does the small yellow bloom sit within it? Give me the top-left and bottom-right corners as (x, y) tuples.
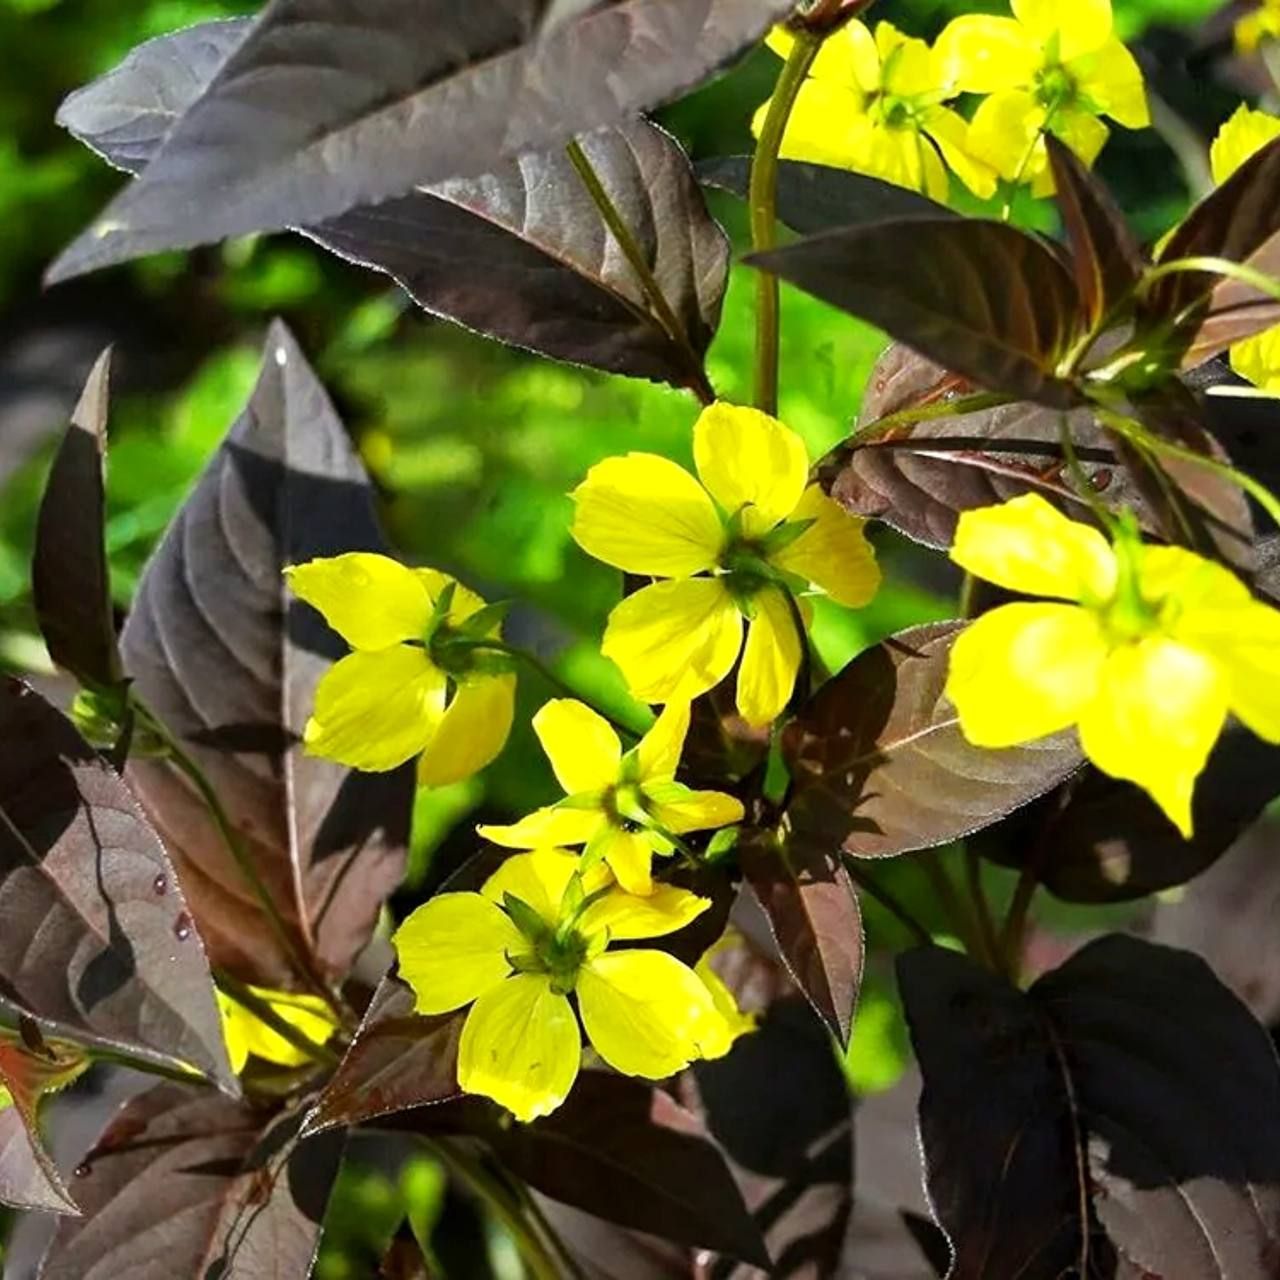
(393, 849), (734, 1121)
(1237, 0), (1280, 52)
(754, 21), (998, 202)
(945, 494), (1280, 836)
(695, 937), (757, 1054)
(285, 553), (515, 786)
(216, 986), (339, 1074)
(1208, 105), (1280, 392)
(478, 699), (742, 895)
(571, 403), (880, 727)
(937, 0), (1148, 195)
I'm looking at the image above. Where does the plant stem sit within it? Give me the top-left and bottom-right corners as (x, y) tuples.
(919, 850), (988, 968)
(1000, 862), (1039, 977)
(841, 857), (933, 948)
(213, 968), (342, 1069)
(565, 138), (714, 405)
(965, 846), (1002, 973)
(131, 698), (346, 1022)
(749, 28), (824, 415)
(850, 390), (1012, 444)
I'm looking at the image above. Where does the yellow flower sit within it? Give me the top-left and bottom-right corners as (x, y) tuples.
(393, 849), (733, 1121)
(285, 553), (516, 786)
(1237, 0), (1280, 52)
(216, 986), (339, 1074)
(937, 0), (1148, 195)
(1208, 105), (1280, 393)
(945, 494), (1280, 836)
(754, 21), (998, 201)
(695, 935), (757, 1053)
(478, 699), (742, 895)
(570, 403), (880, 728)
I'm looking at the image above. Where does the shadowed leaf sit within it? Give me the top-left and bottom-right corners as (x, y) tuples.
(1046, 136), (1144, 327)
(696, 155), (954, 235)
(41, 1084), (344, 1280)
(0, 678), (233, 1091)
(747, 219), (1083, 406)
(0, 1038), (88, 1215)
(47, 0), (794, 281)
(302, 975), (461, 1136)
(900, 936), (1280, 1280)
(782, 623), (1082, 860)
(740, 830), (862, 1045)
(119, 321), (411, 987)
(32, 349), (121, 692)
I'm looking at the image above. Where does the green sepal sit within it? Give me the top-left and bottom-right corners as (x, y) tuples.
(456, 600), (510, 640)
(502, 892), (551, 945)
(759, 516), (816, 557)
(704, 825), (741, 862)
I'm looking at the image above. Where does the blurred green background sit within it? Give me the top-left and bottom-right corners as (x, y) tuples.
(0, 0), (1256, 1272)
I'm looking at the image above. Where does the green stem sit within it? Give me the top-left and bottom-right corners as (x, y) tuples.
(1143, 254), (1280, 304)
(999, 861), (1039, 976)
(132, 699), (346, 1023)
(841, 857), (933, 948)
(919, 850), (988, 968)
(213, 968), (342, 1070)
(850, 390), (1012, 445)
(749, 27), (824, 415)
(965, 846), (1002, 973)
(565, 138), (714, 405)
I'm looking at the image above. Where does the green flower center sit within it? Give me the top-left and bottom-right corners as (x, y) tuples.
(1034, 62), (1078, 113)
(603, 780), (649, 833)
(534, 929), (590, 996)
(878, 94), (921, 130)
(718, 541), (774, 604)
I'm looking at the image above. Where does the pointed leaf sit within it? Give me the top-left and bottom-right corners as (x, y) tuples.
(119, 321), (412, 987)
(0, 679), (233, 1090)
(1046, 135), (1144, 327)
(32, 349), (121, 692)
(782, 622), (1083, 860)
(696, 155), (954, 235)
(303, 974), (461, 1136)
(47, 0), (795, 281)
(747, 219), (1083, 406)
(740, 829), (862, 1045)
(41, 1084), (344, 1280)
(899, 936), (1280, 1280)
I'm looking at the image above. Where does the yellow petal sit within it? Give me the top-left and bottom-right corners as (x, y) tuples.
(693, 402), (809, 539)
(579, 884), (711, 942)
(1034, 107), (1110, 195)
(1078, 638), (1228, 838)
(967, 89), (1050, 183)
(771, 485), (880, 608)
(694, 950), (757, 1057)
(597, 827), (655, 896)
(577, 951), (729, 1079)
(922, 106), (1001, 200)
(1229, 323), (1280, 392)
(635, 699), (691, 781)
(602, 578), (742, 704)
(736, 586), (802, 728)
(571, 454), (724, 577)
(217, 987), (337, 1070)
(533, 699), (621, 795)
(1211, 106), (1280, 186)
(771, 82), (877, 172)
(766, 19), (877, 91)
(392, 893), (524, 1015)
(946, 603), (1107, 747)
(481, 848), (595, 928)
(478, 805), (607, 850)
(286, 553), (432, 650)
(950, 494), (1116, 603)
(1219, 603), (1280, 742)
(1073, 36), (1148, 129)
(648, 788), (744, 835)
(418, 674), (515, 787)
(1013, 0), (1113, 60)
(304, 646), (446, 771)
(415, 567), (489, 624)
(458, 974), (580, 1122)
(936, 16), (1041, 94)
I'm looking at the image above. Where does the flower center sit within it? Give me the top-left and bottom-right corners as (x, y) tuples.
(535, 929), (589, 996)
(878, 94), (920, 130)
(1034, 62), (1078, 113)
(718, 541), (773, 604)
(603, 780), (649, 833)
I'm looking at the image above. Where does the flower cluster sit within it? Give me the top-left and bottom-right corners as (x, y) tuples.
(757, 0), (1148, 200)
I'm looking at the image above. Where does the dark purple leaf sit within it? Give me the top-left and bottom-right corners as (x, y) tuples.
(740, 830), (862, 1045)
(120, 321), (411, 987)
(302, 975), (461, 1136)
(47, 0), (795, 282)
(783, 623), (1082, 860)
(32, 349), (122, 692)
(747, 219), (1083, 406)
(1046, 136), (1144, 327)
(899, 936), (1280, 1280)
(0, 679), (233, 1091)
(696, 155), (954, 235)
(40, 1084), (344, 1280)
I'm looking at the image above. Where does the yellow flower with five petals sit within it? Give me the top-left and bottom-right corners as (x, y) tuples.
(1208, 105), (1280, 393)
(285, 553), (515, 786)
(571, 402), (880, 728)
(937, 0), (1148, 195)
(216, 985), (339, 1074)
(755, 20), (998, 202)
(392, 848), (738, 1121)
(945, 494), (1280, 836)
(478, 698), (742, 895)
(1236, 0), (1280, 52)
